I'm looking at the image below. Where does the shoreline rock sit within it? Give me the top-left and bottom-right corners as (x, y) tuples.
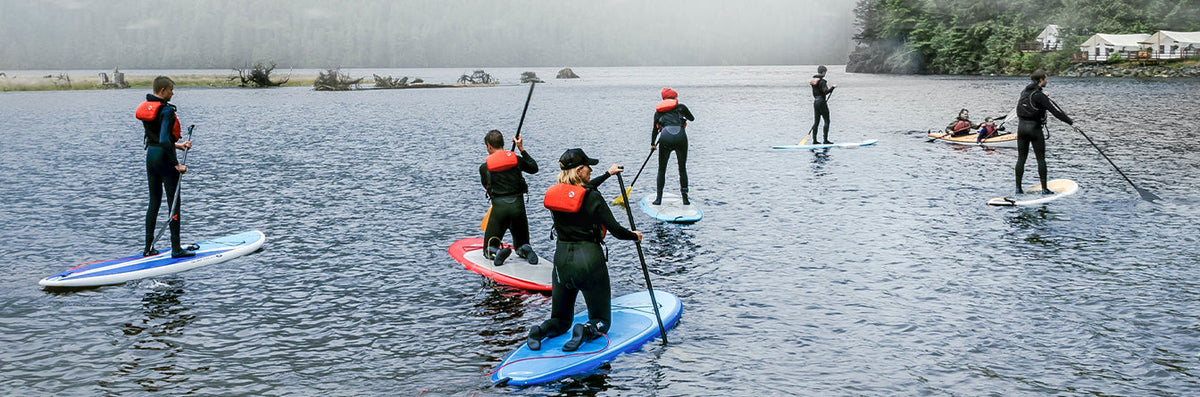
(1060, 63), (1200, 78)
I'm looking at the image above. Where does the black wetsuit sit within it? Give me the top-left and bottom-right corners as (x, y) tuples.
(652, 103), (695, 201)
(538, 172), (638, 337)
(142, 94), (183, 253)
(1015, 82), (1073, 192)
(479, 150), (538, 250)
(810, 74), (835, 143)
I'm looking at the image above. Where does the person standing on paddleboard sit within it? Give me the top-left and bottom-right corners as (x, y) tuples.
(137, 76), (195, 258)
(652, 87), (695, 205)
(480, 129), (540, 266)
(1015, 70), (1080, 194)
(527, 149), (643, 352)
(810, 65), (837, 144)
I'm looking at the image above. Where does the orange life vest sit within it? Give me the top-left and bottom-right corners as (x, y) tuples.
(485, 150), (519, 172)
(655, 99), (678, 112)
(135, 100), (182, 141)
(953, 120), (971, 132)
(544, 183), (606, 239)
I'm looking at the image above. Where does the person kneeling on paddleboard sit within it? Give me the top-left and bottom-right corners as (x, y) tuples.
(1015, 70), (1079, 194)
(480, 129), (540, 266)
(138, 76), (195, 258)
(652, 87), (695, 206)
(527, 149), (642, 352)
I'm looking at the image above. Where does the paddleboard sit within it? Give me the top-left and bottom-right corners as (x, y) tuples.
(448, 238), (552, 291)
(490, 290), (683, 386)
(39, 230), (265, 288)
(772, 139), (878, 150)
(987, 179), (1079, 206)
(639, 193), (702, 223)
(927, 130), (1017, 148)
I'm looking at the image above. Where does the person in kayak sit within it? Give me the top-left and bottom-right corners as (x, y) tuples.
(479, 129), (540, 265)
(976, 116), (1003, 144)
(944, 108), (978, 137)
(1015, 70), (1080, 194)
(651, 87), (695, 205)
(137, 76), (195, 258)
(809, 65), (837, 144)
(526, 149), (642, 352)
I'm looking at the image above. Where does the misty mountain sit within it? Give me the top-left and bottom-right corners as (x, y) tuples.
(0, 0), (856, 69)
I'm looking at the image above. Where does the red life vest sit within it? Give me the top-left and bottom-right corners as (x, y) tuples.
(655, 99), (677, 112)
(544, 183), (607, 239)
(485, 150), (519, 172)
(953, 120), (971, 132)
(135, 100), (182, 141)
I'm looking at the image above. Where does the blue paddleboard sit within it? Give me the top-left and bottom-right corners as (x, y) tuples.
(639, 193), (702, 223)
(772, 139), (878, 150)
(39, 230), (265, 288)
(491, 290), (682, 386)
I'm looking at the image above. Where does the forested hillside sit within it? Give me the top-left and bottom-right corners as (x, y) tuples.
(847, 0), (1200, 75)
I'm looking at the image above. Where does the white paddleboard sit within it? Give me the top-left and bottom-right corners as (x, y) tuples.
(640, 193), (702, 223)
(987, 179), (1079, 206)
(772, 139), (878, 150)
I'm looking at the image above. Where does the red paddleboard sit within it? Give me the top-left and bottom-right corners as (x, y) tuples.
(448, 238), (552, 291)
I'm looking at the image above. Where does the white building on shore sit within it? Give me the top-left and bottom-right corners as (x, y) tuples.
(1036, 25), (1062, 51)
(1078, 33), (1151, 61)
(1139, 31), (1200, 59)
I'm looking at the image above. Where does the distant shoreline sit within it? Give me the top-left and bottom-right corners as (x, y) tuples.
(0, 73), (320, 92)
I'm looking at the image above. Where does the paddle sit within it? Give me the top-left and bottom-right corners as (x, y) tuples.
(1046, 98), (1159, 202)
(481, 81), (537, 231)
(615, 171), (669, 346)
(610, 141), (657, 207)
(149, 124), (195, 249)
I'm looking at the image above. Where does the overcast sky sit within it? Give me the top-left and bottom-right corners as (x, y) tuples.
(0, 0), (857, 69)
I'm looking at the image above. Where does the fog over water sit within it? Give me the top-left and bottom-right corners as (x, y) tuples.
(0, 0), (856, 69)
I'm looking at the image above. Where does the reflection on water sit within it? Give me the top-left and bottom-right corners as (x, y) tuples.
(101, 279), (194, 394)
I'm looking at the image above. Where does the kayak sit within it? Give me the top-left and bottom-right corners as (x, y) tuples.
(640, 193), (702, 223)
(490, 290), (682, 386)
(772, 139), (878, 150)
(987, 179), (1079, 206)
(448, 238), (552, 291)
(927, 130), (1017, 148)
(39, 230), (265, 288)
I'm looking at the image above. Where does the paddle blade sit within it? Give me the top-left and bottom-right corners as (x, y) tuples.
(611, 187), (632, 206)
(1136, 187), (1161, 202)
(480, 206), (492, 231)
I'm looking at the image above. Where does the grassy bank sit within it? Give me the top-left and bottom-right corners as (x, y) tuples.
(0, 73), (319, 92)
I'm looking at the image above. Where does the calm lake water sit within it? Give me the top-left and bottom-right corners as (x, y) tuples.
(1, 66), (1198, 395)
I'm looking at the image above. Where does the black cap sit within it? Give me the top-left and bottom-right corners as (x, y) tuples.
(558, 148), (599, 170)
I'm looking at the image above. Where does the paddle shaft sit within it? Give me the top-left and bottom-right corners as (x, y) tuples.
(615, 173), (668, 345)
(509, 81), (536, 151)
(1047, 98), (1158, 201)
(150, 125), (195, 248)
(628, 139), (658, 188)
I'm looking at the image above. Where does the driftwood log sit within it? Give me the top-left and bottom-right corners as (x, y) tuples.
(520, 71), (544, 83)
(231, 62), (289, 87)
(457, 70), (496, 84)
(314, 68), (362, 91)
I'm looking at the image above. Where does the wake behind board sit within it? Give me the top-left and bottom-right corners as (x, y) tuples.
(491, 290), (682, 386)
(448, 238), (552, 291)
(772, 139), (878, 150)
(39, 230), (265, 288)
(640, 193), (702, 223)
(987, 179), (1079, 207)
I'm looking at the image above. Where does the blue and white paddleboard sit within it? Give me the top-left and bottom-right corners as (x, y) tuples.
(491, 290), (682, 386)
(640, 193), (702, 223)
(772, 139), (878, 150)
(39, 230), (265, 288)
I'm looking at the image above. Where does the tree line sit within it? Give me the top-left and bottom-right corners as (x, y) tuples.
(846, 0), (1200, 75)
